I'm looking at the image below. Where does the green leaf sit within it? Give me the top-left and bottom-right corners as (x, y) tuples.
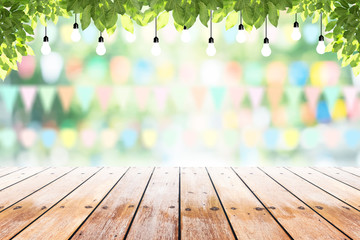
(157, 11), (169, 30)
(199, 2), (210, 27)
(121, 14), (134, 33)
(268, 2), (279, 26)
(225, 11), (238, 30)
(80, 5), (92, 30)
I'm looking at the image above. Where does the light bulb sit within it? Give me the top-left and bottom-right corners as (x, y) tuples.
(181, 26), (191, 43)
(261, 38), (271, 57)
(316, 35), (325, 54)
(125, 31), (136, 43)
(71, 28), (81, 42)
(41, 36), (51, 55)
(291, 22), (301, 41)
(206, 37), (216, 56)
(96, 36), (106, 55)
(151, 37), (161, 56)
(236, 24), (247, 43)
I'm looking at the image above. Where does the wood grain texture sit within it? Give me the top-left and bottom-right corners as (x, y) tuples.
(126, 167), (179, 240)
(207, 167), (289, 240)
(0, 167), (100, 240)
(233, 167), (349, 240)
(287, 167), (360, 210)
(0, 167), (74, 212)
(338, 167), (360, 177)
(313, 167), (360, 190)
(13, 167), (127, 240)
(71, 167), (153, 240)
(181, 167), (235, 240)
(0, 167), (24, 177)
(262, 167), (360, 239)
(0, 167), (46, 190)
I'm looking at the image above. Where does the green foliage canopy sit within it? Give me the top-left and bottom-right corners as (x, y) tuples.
(0, 0), (359, 80)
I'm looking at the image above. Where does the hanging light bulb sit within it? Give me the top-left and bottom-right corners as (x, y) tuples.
(236, 11), (247, 43)
(206, 11), (216, 56)
(41, 26), (51, 55)
(151, 17), (161, 56)
(291, 14), (301, 41)
(261, 17), (271, 57)
(96, 32), (106, 56)
(181, 26), (191, 43)
(206, 37), (216, 56)
(151, 36), (161, 56)
(316, 12), (326, 54)
(71, 14), (81, 42)
(125, 30), (136, 43)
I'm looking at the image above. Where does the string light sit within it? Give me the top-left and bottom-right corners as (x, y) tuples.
(181, 26), (191, 43)
(206, 10), (216, 56)
(236, 11), (247, 43)
(261, 16), (271, 57)
(41, 26), (51, 55)
(316, 12), (325, 54)
(291, 13), (301, 41)
(96, 32), (106, 55)
(151, 17), (161, 56)
(71, 14), (81, 42)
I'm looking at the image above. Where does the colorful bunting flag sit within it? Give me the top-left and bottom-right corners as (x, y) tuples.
(58, 86), (74, 112)
(192, 86), (207, 111)
(96, 86), (113, 111)
(304, 87), (321, 115)
(0, 86), (18, 113)
(39, 86), (56, 112)
(20, 86), (37, 112)
(247, 87), (264, 109)
(210, 87), (225, 110)
(134, 87), (151, 111)
(76, 86), (95, 112)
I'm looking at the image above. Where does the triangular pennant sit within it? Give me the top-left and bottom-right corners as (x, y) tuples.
(153, 87), (169, 112)
(170, 86), (188, 111)
(267, 86), (284, 109)
(247, 87), (264, 109)
(134, 87), (150, 111)
(304, 87), (321, 115)
(58, 86), (74, 112)
(0, 86), (18, 113)
(343, 86), (358, 115)
(96, 86), (113, 111)
(20, 86), (37, 112)
(228, 86), (245, 108)
(113, 87), (131, 110)
(39, 86), (56, 112)
(323, 86), (340, 114)
(210, 87), (225, 110)
(285, 87), (302, 108)
(192, 86), (207, 111)
(76, 86), (95, 112)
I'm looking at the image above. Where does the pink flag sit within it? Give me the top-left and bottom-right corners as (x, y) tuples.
(58, 86), (74, 112)
(304, 87), (321, 115)
(96, 86), (113, 111)
(20, 86), (37, 112)
(247, 87), (264, 109)
(343, 86), (358, 115)
(192, 86), (207, 111)
(153, 87), (169, 112)
(134, 87), (151, 110)
(228, 86), (245, 108)
(80, 129), (97, 148)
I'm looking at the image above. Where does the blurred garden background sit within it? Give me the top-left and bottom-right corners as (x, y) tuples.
(1, 13), (359, 167)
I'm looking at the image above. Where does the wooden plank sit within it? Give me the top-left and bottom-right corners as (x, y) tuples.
(126, 167), (179, 240)
(0, 167), (74, 212)
(338, 167), (360, 177)
(181, 167), (235, 240)
(71, 167), (154, 240)
(232, 167), (349, 239)
(207, 167), (289, 240)
(0, 167), (46, 190)
(262, 167), (360, 239)
(0, 167), (23, 177)
(13, 167), (128, 240)
(0, 167), (101, 240)
(313, 167), (360, 190)
(287, 167), (360, 210)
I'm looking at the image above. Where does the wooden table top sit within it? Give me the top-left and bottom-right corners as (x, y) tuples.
(0, 167), (359, 239)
